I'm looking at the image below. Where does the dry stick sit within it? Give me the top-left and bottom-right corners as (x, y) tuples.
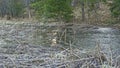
(69, 29), (80, 59)
(96, 41), (104, 65)
(73, 28), (76, 45)
(58, 29), (66, 42)
(82, 61), (91, 68)
(109, 46), (113, 66)
(69, 41), (73, 61)
(9, 23), (30, 54)
(66, 63), (71, 68)
(8, 23), (17, 34)
(57, 41), (96, 67)
(57, 41), (81, 59)
(0, 23), (19, 67)
(58, 28), (99, 67)
(115, 55), (120, 68)
(56, 41), (82, 67)
(4, 23), (23, 52)
(3, 55), (16, 68)
(58, 40), (96, 58)
(8, 56), (16, 68)
(64, 29), (67, 44)
(57, 57), (95, 68)
(57, 64), (66, 68)
(61, 48), (81, 59)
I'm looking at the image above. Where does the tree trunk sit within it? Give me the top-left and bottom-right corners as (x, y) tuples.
(81, 2), (85, 22)
(27, 7), (31, 19)
(71, 0), (79, 7)
(26, 0), (31, 19)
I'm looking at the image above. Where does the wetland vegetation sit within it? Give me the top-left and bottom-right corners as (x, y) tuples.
(0, 0), (120, 68)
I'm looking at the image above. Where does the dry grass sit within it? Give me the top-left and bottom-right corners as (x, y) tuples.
(0, 21), (119, 68)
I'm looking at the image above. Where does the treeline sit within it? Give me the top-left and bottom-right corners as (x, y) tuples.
(0, 0), (34, 19)
(0, 0), (119, 23)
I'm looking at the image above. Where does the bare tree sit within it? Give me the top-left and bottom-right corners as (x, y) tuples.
(26, 0), (31, 19)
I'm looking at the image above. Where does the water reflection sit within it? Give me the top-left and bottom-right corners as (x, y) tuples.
(97, 28), (112, 33)
(0, 24), (119, 56)
(64, 27), (120, 58)
(21, 24), (118, 50)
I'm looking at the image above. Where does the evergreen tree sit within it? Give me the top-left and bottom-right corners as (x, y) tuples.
(0, 0), (25, 18)
(11, 0), (25, 17)
(32, 0), (73, 22)
(110, 0), (120, 20)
